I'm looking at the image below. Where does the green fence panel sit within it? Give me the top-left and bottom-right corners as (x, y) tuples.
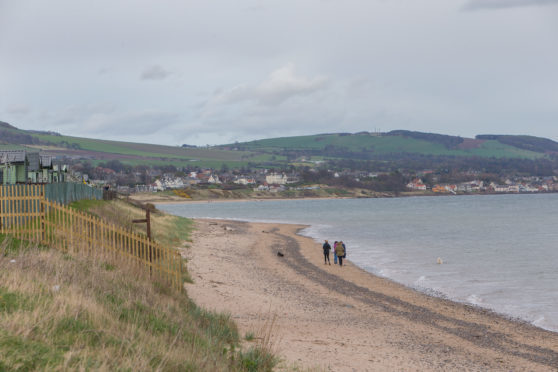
(45, 183), (103, 204)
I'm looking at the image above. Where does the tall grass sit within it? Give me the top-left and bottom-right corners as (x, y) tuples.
(0, 236), (276, 371)
(0, 199), (278, 371)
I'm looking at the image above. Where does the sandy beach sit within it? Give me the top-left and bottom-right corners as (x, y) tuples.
(181, 219), (558, 371)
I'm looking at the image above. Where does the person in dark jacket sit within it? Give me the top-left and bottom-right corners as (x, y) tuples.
(322, 240), (331, 265)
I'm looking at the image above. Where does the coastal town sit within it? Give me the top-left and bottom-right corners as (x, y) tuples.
(3, 145), (558, 199)
(81, 165), (558, 196)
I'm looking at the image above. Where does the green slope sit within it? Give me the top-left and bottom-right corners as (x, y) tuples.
(1, 122), (268, 167)
(1, 120), (553, 167)
(228, 132), (544, 160)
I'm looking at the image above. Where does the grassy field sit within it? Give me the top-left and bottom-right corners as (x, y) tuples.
(233, 133), (543, 159)
(0, 199), (277, 371)
(2, 125), (273, 167)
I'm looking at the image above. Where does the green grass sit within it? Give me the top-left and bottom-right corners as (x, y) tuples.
(0, 288), (29, 314)
(0, 235), (28, 256)
(68, 198), (108, 213)
(0, 334), (64, 371)
(244, 332), (255, 341)
(239, 348), (277, 372)
(30, 132), (251, 162)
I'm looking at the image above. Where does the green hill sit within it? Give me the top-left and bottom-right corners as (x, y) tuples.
(2, 120), (557, 169)
(0, 121), (270, 168)
(476, 134), (558, 154)
(225, 131), (547, 160)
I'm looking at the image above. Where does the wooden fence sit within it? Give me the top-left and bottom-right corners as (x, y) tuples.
(0, 184), (183, 291)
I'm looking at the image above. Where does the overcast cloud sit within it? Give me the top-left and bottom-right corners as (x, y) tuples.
(463, 0), (558, 10)
(1, 0), (557, 146)
(141, 65), (172, 81)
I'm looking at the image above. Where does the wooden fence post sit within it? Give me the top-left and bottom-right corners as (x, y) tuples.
(132, 208), (152, 275)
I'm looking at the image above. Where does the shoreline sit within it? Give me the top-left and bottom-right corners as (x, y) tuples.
(181, 218), (558, 371)
(189, 216), (558, 335)
(137, 194), (356, 205)
(135, 190), (558, 205)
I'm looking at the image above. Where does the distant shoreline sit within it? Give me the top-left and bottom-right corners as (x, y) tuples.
(132, 189), (558, 205)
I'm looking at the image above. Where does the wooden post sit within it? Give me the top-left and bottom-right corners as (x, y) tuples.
(132, 207), (152, 274)
(146, 209), (151, 241)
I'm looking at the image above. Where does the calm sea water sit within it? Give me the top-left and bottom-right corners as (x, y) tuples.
(158, 194), (558, 332)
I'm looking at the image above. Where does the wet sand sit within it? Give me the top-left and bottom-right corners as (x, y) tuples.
(181, 219), (558, 371)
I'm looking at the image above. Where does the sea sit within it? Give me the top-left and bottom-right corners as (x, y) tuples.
(158, 193), (558, 333)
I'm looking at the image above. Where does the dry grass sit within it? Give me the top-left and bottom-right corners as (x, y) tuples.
(80, 199), (193, 248)
(0, 198), (277, 371)
(0, 236), (275, 371)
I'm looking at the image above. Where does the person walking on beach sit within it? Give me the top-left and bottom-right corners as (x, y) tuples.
(322, 240), (331, 265)
(335, 241), (345, 266)
(333, 241), (338, 264)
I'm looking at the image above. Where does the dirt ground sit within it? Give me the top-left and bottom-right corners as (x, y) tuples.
(181, 219), (558, 371)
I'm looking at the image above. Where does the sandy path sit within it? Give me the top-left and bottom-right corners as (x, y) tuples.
(182, 219), (558, 371)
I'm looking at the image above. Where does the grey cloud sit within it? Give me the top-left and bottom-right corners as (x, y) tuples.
(463, 0), (558, 10)
(86, 111), (181, 136)
(2, 1), (557, 145)
(215, 64), (328, 107)
(44, 104), (180, 139)
(5, 105), (31, 115)
(141, 65), (172, 80)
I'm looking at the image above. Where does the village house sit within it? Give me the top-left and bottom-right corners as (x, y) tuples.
(432, 184), (457, 193)
(456, 181), (484, 193)
(265, 173), (286, 185)
(233, 176), (256, 185)
(208, 174), (221, 184)
(406, 178), (427, 191)
(254, 184), (269, 191)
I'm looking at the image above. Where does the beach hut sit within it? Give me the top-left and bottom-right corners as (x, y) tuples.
(0, 149), (28, 185)
(0, 146), (66, 185)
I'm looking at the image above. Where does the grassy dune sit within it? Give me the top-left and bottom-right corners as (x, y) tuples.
(0, 200), (277, 371)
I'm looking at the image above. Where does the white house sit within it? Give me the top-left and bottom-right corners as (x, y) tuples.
(208, 174), (221, 184)
(406, 179), (427, 191)
(154, 179), (164, 191)
(234, 176), (256, 185)
(265, 173), (288, 185)
(164, 178), (184, 189)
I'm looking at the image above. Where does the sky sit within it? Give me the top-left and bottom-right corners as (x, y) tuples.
(1, 0), (557, 146)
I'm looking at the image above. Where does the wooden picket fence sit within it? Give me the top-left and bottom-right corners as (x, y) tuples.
(0, 184), (183, 291)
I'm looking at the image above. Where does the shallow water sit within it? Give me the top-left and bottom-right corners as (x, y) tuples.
(158, 193), (558, 332)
